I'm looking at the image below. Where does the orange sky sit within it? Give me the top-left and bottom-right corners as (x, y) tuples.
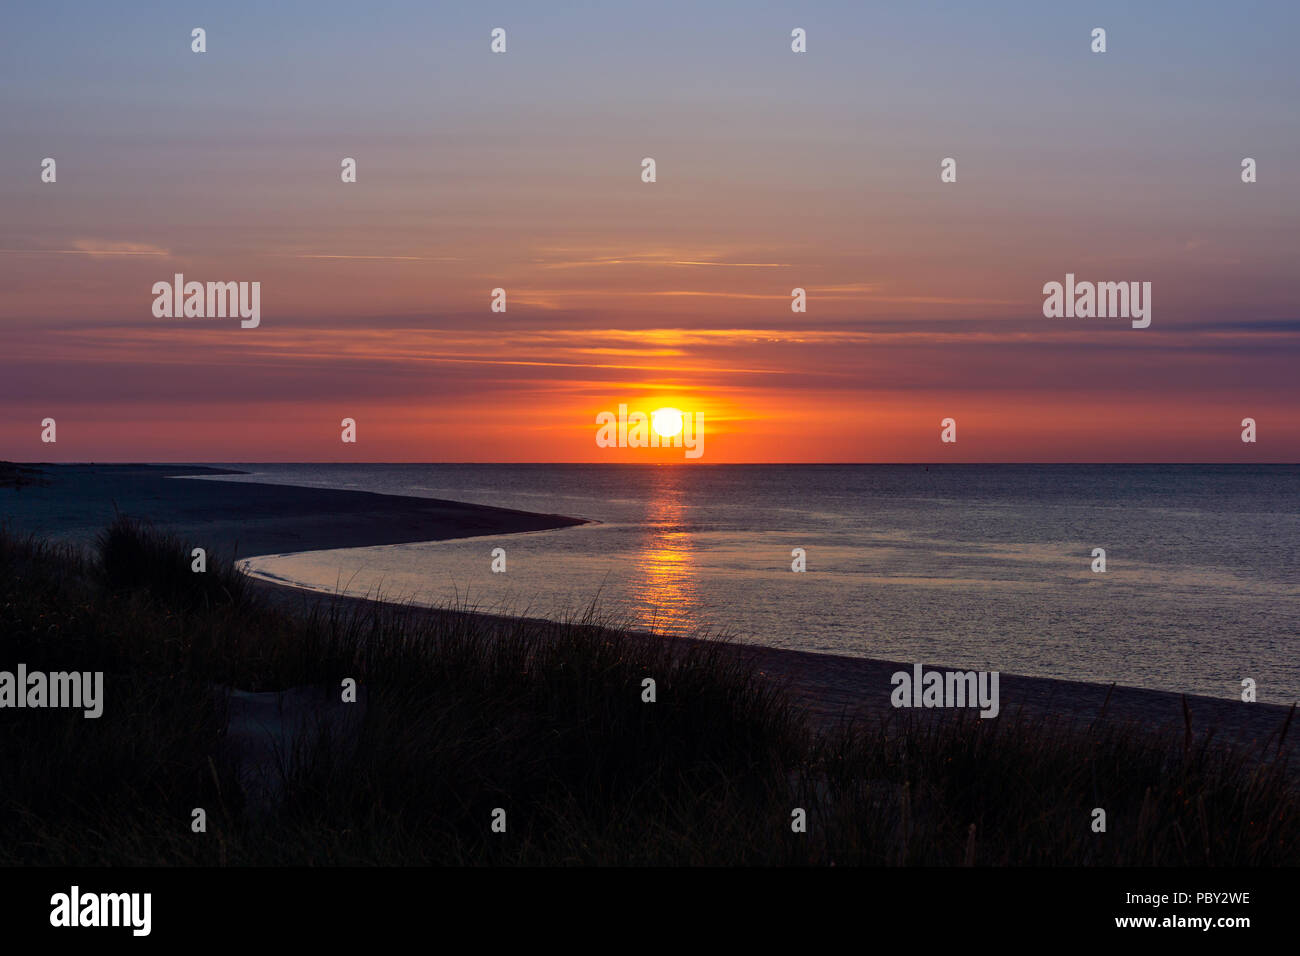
(3, 4), (1297, 462)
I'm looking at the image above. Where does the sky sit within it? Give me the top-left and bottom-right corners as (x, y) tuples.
(1, 0), (1297, 462)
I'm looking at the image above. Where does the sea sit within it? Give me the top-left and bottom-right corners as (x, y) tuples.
(193, 464), (1299, 703)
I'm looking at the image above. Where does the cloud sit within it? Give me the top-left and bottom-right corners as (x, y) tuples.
(68, 239), (170, 256)
(272, 254), (464, 261)
(0, 239), (170, 257)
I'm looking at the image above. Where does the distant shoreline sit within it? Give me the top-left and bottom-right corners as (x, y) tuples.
(4, 463), (1295, 759)
(0, 463), (589, 559)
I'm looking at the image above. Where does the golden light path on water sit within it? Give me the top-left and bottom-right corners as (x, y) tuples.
(628, 467), (698, 633)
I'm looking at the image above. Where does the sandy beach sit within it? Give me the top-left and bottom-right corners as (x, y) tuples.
(247, 574), (1299, 760)
(1, 463), (589, 559)
(4, 463), (1295, 759)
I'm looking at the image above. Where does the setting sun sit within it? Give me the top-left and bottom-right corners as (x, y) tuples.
(650, 407), (684, 438)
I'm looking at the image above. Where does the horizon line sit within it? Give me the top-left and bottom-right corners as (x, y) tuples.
(10, 461), (1300, 468)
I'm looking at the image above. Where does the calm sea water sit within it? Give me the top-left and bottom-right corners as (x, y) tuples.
(198, 464), (1299, 702)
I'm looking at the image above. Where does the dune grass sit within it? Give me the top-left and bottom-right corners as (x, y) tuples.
(0, 517), (1296, 865)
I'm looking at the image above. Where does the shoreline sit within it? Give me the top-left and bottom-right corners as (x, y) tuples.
(0, 463), (590, 559)
(4, 463), (1296, 757)
(247, 573), (1299, 757)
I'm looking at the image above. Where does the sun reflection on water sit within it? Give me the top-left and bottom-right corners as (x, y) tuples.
(628, 469), (699, 634)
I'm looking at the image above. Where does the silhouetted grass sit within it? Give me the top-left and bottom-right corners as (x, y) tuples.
(98, 514), (248, 611)
(0, 521), (1295, 865)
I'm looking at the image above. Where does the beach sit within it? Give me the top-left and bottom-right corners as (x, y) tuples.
(248, 575), (1299, 758)
(1, 463), (588, 559)
(4, 463), (1294, 758)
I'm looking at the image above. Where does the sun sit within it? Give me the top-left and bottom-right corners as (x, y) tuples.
(651, 407), (684, 438)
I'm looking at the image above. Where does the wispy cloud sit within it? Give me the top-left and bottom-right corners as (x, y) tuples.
(541, 256), (791, 269)
(0, 239), (170, 256)
(273, 254), (464, 261)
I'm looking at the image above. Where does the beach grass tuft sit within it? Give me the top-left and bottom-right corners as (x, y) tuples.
(98, 514), (249, 611)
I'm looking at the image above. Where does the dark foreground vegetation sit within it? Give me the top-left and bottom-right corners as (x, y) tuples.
(1, 517), (1296, 865)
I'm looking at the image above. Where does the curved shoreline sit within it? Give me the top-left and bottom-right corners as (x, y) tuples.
(244, 570), (1299, 762)
(250, 570), (1296, 753)
(5, 463), (1296, 757)
(0, 463), (591, 559)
